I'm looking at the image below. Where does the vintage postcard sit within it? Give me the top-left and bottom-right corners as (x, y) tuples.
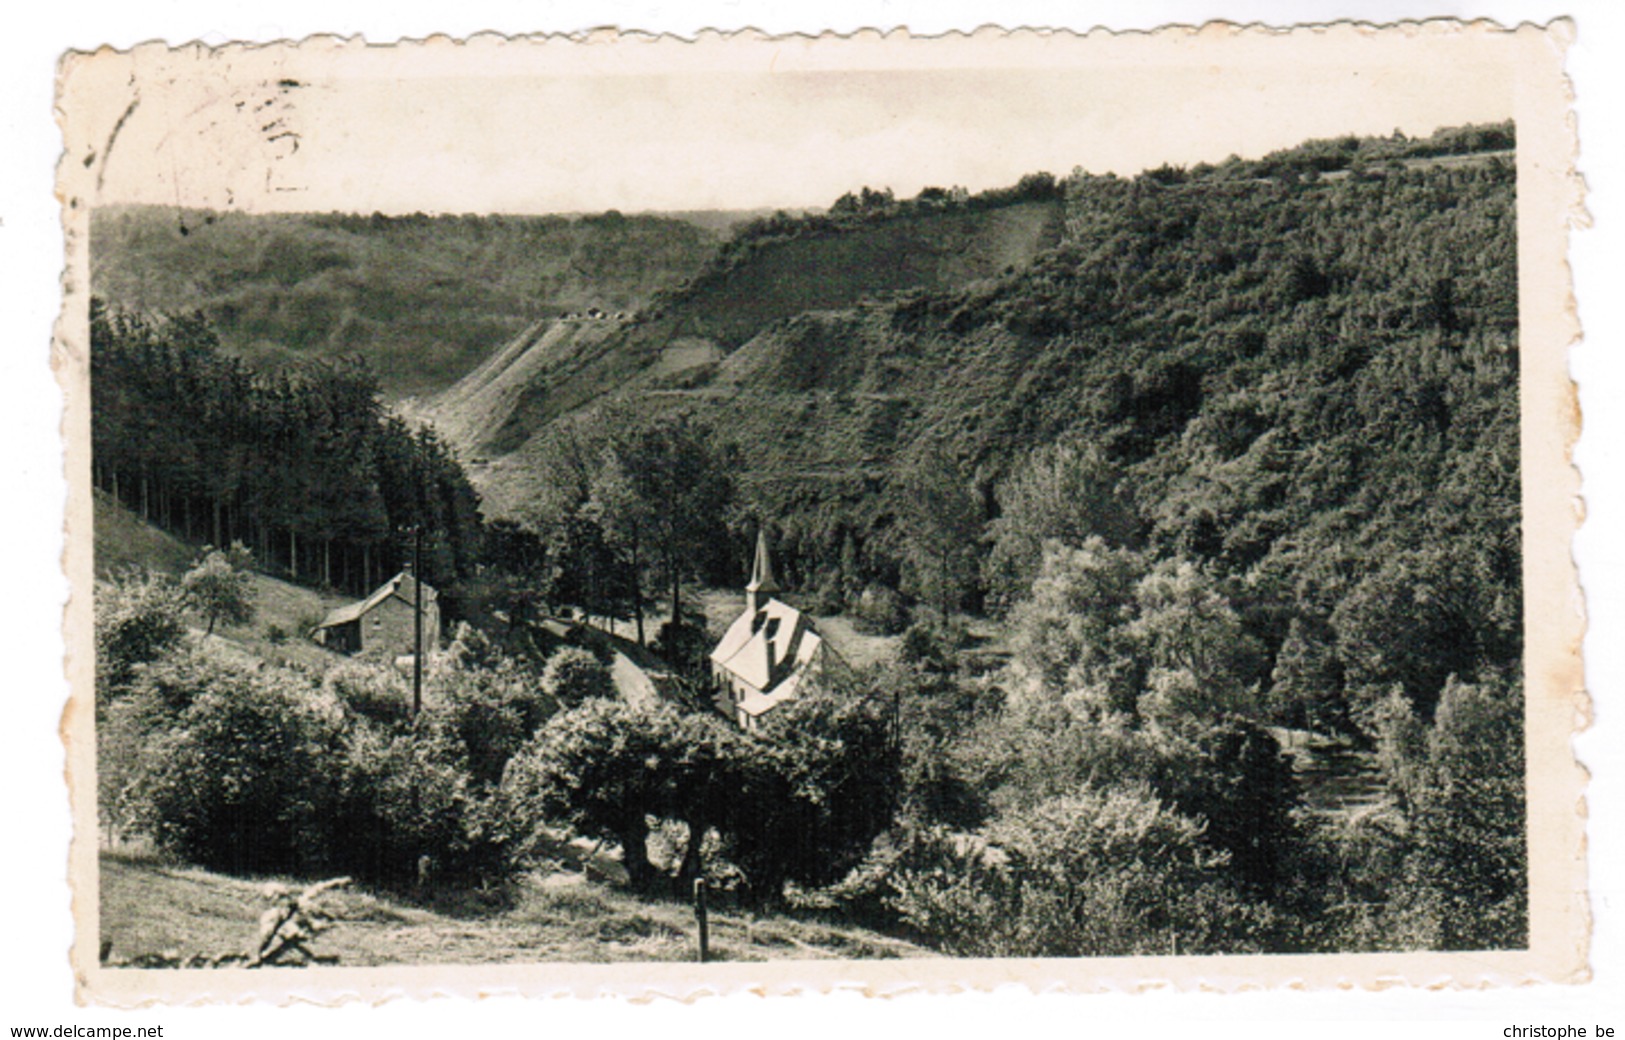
(55, 20), (1586, 1003)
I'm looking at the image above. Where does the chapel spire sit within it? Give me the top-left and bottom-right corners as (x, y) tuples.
(745, 526), (779, 614)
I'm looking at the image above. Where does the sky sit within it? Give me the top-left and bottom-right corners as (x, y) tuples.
(62, 25), (1518, 216)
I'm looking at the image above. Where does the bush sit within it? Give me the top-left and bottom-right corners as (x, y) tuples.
(851, 584), (908, 635)
(100, 648), (243, 842)
(430, 659), (552, 786)
(1373, 673), (1526, 949)
(181, 542), (256, 636)
(134, 664), (343, 875)
(1140, 718), (1305, 897)
(501, 699), (736, 890)
(805, 575), (848, 617)
(747, 690), (903, 897)
(898, 614), (969, 674)
(502, 690), (899, 902)
(895, 667), (1001, 829)
(324, 660), (412, 727)
(118, 640), (533, 887)
(322, 638), (548, 884)
(887, 786), (1277, 957)
(540, 646), (615, 707)
(332, 716), (511, 886)
(653, 618), (711, 680)
(95, 569), (188, 699)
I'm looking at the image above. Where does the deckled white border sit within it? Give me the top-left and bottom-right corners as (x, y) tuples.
(44, 16), (1592, 1007)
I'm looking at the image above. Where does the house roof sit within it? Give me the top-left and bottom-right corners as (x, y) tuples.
(736, 676), (804, 718)
(315, 571), (436, 630)
(711, 597), (822, 697)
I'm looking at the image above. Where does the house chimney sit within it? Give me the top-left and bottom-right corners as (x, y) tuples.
(745, 526), (779, 615)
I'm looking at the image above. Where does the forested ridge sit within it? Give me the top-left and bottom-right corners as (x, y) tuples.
(90, 207), (725, 395)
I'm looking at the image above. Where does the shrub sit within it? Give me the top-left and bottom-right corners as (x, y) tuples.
(117, 644), (529, 887)
(1302, 805), (1421, 951)
(1129, 559), (1267, 724)
(851, 584), (908, 635)
(1373, 673), (1526, 949)
(429, 665), (544, 787)
(501, 699), (732, 890)
(898, 614), (969, 674)
(181, 542), (256, 636)
(857, 657), (1004, 832)
(747, 690), (903, 897)
(805, 575), (848, 617)
(653, 618), (711, 680)
(502, 690), (899, 902)
(95, 569), (188, 699)
(1140, 718), (1305, 897)
(887, 786), (1277, 957)
(1006, 539), (1146, 718)
(101, 647), (245, 841)
(984, 441), (1136, 612)
(295, 610), (328, 640)
(324, 660), (411, 727)
(540, 646), (615, 707)
(134, 664), (342, 876)
(332, 717), (511, 886)
(321, 640), (548, 884)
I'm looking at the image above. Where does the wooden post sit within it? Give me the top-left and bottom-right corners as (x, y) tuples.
(412, 525), (424, 719)
(693, 878), (710, 963)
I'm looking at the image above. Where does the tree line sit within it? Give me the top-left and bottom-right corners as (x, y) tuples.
(91, 300), (484, 603)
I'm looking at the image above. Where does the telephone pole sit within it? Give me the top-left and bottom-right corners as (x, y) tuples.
(412, 524), (424, 718)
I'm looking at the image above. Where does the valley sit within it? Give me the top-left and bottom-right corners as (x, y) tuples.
(89, 121), (1525, 961)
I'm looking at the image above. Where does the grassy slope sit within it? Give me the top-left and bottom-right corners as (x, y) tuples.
(90, 207), (724, 397)
(101, 851), (932, 965)
(94, 489), (353, 672)
(93, 488), (195, 577)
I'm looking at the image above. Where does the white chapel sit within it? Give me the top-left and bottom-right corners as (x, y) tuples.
(709, 529), (826, 729)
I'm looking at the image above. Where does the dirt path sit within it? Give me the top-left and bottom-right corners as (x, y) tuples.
(607, 651), (661, 709)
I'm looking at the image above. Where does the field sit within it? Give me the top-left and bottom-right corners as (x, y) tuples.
(99, 850), (931, 966)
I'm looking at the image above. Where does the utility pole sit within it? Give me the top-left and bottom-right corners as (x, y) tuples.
(412, 524), (424, 719)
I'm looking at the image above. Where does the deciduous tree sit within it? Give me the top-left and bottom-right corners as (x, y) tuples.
(181, 542), (257, 636)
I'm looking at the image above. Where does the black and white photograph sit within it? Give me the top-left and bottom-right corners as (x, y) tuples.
(39, 14), (1598, 1006)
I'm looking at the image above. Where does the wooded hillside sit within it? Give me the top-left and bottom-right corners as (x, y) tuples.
(90, 207), (725, 396)
(468, 124), (1519, 738)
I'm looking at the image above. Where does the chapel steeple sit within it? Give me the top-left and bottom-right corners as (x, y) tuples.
(745, 526), (779, 615)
